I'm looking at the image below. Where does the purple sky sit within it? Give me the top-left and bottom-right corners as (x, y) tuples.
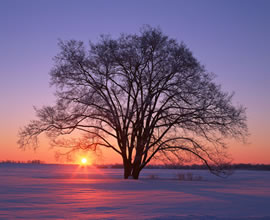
(0, 0), (269, 163)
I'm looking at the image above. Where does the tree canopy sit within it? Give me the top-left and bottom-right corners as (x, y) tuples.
(18, 26), (247, 179)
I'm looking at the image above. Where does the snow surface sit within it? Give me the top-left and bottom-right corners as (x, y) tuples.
(0, 164), (270, 219)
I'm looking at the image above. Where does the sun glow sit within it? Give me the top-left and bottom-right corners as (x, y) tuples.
(81, 158), (87, 165)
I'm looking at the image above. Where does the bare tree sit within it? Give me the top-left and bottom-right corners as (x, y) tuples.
(18, 26), (247, 179)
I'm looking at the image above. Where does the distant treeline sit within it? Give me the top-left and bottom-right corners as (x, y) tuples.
(1, 161), (269, 170)
(96, 163), (270, 171)
(0, 160), (43, 164)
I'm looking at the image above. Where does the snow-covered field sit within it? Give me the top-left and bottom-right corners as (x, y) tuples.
(0, 164), (269, 219)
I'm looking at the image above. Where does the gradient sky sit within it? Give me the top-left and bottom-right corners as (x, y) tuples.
(0, 0), (269, 164)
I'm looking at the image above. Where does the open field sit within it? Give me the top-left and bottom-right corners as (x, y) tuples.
(0, 164), (270, 219)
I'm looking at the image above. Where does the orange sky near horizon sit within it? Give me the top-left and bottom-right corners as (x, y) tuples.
(0, 122), (269, 165)
(1, 140), (269, 165)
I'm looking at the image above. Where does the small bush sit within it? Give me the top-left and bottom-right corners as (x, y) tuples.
(148, 174), (159, 179)
(176, 172), (202, 181)
(176, 173), (186, 181)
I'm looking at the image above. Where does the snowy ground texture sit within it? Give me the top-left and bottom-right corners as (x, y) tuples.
(0, 164), (270, 219)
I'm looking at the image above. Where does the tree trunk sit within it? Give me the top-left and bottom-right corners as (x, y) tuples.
(123, 159), (132, 179)
(132, 162), (141, 179)
(132, 169), (140, 179)
(132, 151), (143, 179)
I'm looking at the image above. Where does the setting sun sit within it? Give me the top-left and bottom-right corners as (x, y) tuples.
(81, 158), (87, 165)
